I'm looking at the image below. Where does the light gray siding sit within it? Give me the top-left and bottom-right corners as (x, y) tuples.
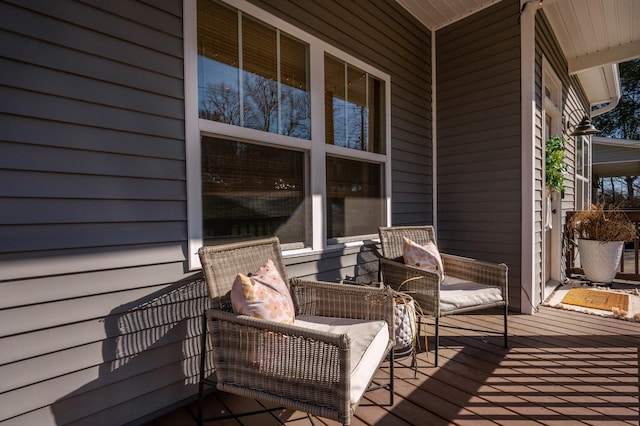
(435, 1), (522, 309)
(0, 0), (431, 424)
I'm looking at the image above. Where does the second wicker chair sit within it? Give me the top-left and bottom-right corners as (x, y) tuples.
(378, 226), (508, 367)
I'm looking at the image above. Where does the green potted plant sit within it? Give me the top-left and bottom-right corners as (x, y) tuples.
(568, 203), (638, 283)
(545, 135), (567, 195)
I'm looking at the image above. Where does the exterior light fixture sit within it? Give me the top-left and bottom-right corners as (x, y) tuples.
(564, 109), (600, 136)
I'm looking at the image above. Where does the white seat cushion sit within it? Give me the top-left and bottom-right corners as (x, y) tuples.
(294, 315), (389, 405)
(440, 275), (503, 312)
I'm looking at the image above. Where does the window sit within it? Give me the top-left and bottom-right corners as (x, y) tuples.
(575, 136), (590, 210)
(326, 157), (384, 240)
(324, 54), (385, 154)
(197, 0), (310, 137)
(186, 0), (390, 267)
(201, 136), (307, 247)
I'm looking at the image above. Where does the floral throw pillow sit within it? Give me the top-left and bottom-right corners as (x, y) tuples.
(402, 236), (445, 282)
(230, 259), (295, 324)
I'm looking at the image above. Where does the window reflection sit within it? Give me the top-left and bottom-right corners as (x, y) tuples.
(201, 136), (307, 246)
(325, 54), (385, 154)
(326, 157), (384, 239)
(197, 0), (310, 139)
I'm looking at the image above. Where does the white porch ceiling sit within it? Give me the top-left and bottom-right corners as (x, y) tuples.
(544, 0), (640, 109)
(543, 0), (640, 75)
(397, 0), (640, 109)
(394, 0), (502, 31)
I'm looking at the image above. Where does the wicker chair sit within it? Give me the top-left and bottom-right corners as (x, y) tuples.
(196, 237), (395, 426)
(378, 226), (508, 367)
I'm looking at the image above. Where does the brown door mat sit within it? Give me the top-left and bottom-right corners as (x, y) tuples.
(561, 288), (630, 312)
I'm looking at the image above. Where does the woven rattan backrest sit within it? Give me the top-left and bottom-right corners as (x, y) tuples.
(378, 226), (437, 260)
(198, 237), (288, 310)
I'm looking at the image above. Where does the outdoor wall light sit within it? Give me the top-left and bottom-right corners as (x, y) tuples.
(564, 109), (600, 136)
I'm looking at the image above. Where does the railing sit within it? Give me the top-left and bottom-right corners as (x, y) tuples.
(565, 210), (640, 282)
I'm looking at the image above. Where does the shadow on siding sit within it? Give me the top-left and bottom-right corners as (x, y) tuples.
(51, 275), (212, 425)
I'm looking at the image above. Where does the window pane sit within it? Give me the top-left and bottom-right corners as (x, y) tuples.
(346, 65), (367, 150)
(202, 136), (307, 246)
(242, 15), (278, 132)
(197, 0), (310, 139)
(324, 54), (384, 154)
(576, 179), (584, 210)
(280, 34), (310, 138)
(326, 157), (384, 239)
(197, 0), (240, 124)
(325, 55), (346, 147)
(583, 140), (589, 178)
(576, 136), (583, 176)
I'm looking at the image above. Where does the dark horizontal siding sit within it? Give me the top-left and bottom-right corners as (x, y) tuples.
(1, 223), (186, 254)
(0, 170), (186, 200)
(1, 115), (185, 159)
(0, 1), (194, 425)
(436, 0), (522, 309)
(0, 272), (209, 425)
(0, 141), (184, 179)
(1, 1), (183, 76)
(0, 199), (185, 225)
(0, 0), (185, 260)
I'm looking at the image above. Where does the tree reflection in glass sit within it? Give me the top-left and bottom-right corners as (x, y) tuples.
(197, 0), (310, 139)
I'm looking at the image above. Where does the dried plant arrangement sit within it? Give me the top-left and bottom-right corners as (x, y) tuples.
(569, 203), (637, 242)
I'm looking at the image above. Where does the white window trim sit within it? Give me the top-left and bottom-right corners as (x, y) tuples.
(184, 0), (391, 269)
(575, 136), (590, 210)
(542, 57), (563, 287)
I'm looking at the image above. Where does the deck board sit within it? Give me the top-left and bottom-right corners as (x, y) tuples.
(146, 306), (639, 425)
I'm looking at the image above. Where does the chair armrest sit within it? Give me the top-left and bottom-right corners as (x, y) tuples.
(378, 257), (440, 315)
(206, 308), (351, 416)
(290, 278), (395, 339)
(441, 253), (509, 294)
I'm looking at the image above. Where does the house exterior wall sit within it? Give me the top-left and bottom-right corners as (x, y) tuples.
(535, 11), (591, 285)
(0, 1), (431, 425)
(435, 1), (523, 310)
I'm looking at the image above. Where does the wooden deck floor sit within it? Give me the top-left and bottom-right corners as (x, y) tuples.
(147, 306), (639, 426)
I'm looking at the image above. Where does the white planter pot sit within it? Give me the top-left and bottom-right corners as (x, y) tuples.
(577, 239), (624, 283)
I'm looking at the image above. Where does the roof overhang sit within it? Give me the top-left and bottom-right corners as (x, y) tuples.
(396, 0), (640, 114)
(592, 136), (640, 178)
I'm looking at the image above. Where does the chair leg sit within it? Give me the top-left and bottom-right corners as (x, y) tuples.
(434, 316), (440, 367)
(411, 349), (418, 379)
(503, 304), (509, 349)
(389, 349), (394, 406)
(197, 311), (208, 426)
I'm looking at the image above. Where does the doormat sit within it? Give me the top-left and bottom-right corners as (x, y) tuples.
(543, 280), (640, 322)
(561, 288), (629, 312)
